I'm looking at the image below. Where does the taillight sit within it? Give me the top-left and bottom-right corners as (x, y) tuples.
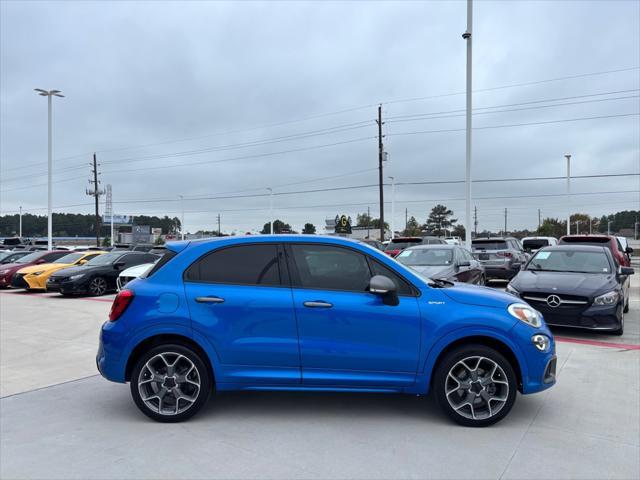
(109, 289), (134, 322)
(497, 251), (513, 258)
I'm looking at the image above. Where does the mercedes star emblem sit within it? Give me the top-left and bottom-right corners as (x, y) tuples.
(546, 295), (562, 308)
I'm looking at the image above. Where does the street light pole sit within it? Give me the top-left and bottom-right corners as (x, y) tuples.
(34, 89), (64, 250)
(19, 206), (22, 238)
(575, 220), (581, 235)
(607, 220), (612, 236)
(178, 195), (185, 240)
(268, 188), (273, 234)
(388, 176), (395, 239)
(462, 0), (473, 249)
(565, 154), (571, 236)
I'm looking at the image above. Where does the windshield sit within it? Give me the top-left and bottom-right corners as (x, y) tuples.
(54, 253), (85, 264)
(523, 239), (550, 251)
(472, 240), (507, 250)
(527, 250), (611, 274)
(397, 248), (453, 266)
(385, 240), (421, 251)
(15, 252), (44, 263)
(85, 252), (123, 266)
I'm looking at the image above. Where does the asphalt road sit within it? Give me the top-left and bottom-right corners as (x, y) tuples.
(0, 275), (638, 479)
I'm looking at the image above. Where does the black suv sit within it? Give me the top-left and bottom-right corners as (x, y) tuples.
(471, 237), (528, 281)
(47, 251), (158, 296)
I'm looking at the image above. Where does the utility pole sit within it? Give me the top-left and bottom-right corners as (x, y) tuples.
(635, 216), (638, 240)
(504, 208), (507, 236)
(473, 206), (478, 238)
(268, 188), (273, 234)
(462, 0), (473, 249)
(565, 154), (571, 236)
(538, 208), (541, 230)
(19, 206), (22, 238)
(405, 207), (408, 234)
(367, 206), (371, 238)
(85, 153), (104, 247)
(376, 105), (385, 241)
(217, 214), (221, 236)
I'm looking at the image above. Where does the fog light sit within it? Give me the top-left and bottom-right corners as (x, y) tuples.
(532, 334), (550, 352)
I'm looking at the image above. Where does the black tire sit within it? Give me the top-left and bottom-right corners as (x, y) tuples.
(479, 274), (486, 286)
(433, 344), (517, 427)
(623, 298), (629, 314)
(612, 309), (624, 336)
(87, 276), (108, 296)
(130, 344), (212, 423)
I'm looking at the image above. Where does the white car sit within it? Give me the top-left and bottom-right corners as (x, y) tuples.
(116, 262), (155, 291)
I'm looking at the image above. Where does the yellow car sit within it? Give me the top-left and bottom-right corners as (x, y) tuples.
(14, 250), (107, 291)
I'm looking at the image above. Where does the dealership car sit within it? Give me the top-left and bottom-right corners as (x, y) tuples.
(507, 245), (633, 335)
(48, 251), (158, 296)
(116, 261), (156, 291)
(559, 235), (631, 267)
(12, 250), (106, 291)
(0, 250), (31, 264)
(0, 250), (69, 288)
(396, 244), (485, 285)
(472, 237), (529, 281)
(98, 235), (556, 426)
(384, 236), (446, 257)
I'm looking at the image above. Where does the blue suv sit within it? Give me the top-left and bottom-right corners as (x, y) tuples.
(97, 235), (556, 426)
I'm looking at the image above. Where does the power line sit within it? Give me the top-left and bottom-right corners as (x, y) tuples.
(4, 66), (637, 173)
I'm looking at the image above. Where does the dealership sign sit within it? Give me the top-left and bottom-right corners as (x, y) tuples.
(334, 214), (352, 234)
(102, 214), (131, 224)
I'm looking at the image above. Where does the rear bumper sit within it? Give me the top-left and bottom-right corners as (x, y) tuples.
(483, 265), (519, 280)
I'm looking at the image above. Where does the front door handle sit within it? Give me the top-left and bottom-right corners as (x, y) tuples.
(195, 296), (225, 304)
(303, 301), (333, 308)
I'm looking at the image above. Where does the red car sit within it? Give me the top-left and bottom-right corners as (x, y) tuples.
(558, 235), (632, 267)
(0, 250), (68, 288)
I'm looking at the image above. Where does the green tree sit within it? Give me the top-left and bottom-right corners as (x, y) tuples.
(425, 204), (456, 236)
(260, 219), (292, 234)
(356, 212), (372, 227)
(302, 223), (316, 234)
(102, 236), (111, 247)
(537, 218), (566, 238)
(402, 216), (422, 236)
(452, 224), (466, 240)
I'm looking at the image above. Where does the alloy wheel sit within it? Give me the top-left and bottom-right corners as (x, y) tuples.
(445, 356), (509, 420)
(89, 277), (107, 296)
(137, 352), (201, 416)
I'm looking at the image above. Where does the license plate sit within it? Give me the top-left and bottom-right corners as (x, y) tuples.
(479, 253), (489, 260)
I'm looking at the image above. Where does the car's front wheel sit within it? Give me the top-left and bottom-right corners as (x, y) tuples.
(130, 344), (212, 422)
(434, 344), (517, 427)
(88, 276), (108, 296)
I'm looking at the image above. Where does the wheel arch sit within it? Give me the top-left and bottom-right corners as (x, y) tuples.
(125, 333), (214, 383)
(426, 334), (524, 392)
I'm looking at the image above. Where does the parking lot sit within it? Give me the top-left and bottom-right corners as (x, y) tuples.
(1, 274), (638, 480)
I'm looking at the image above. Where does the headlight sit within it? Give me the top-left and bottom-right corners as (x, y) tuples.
(506, 284), (520, 297)
(31, 271), (45, 276)
(0, 269), (9, 275)
(508, 302), (542, 328)
(593, 290), (619, 306)
(69, 274), (85, 281)
(531, 334), (551, 352)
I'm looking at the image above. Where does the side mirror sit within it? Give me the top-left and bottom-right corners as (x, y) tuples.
(36, 258), (46, 264)
(625, 247), (633, 255)
(458, 261), (471, 268)
(113, 261), (125, 270)
(78, 259), (88, 265)
(619, 266), (634, 276)
(368, 275), (399, 306)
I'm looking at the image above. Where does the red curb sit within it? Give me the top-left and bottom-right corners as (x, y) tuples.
(555, 336), (640, 350)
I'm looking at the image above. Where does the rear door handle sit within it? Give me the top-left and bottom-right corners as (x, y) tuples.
(303, 301), (333, 308)
(195, 296), (225, 304)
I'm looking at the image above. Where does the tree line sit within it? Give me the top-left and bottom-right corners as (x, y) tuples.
(0, 213), (181, 238)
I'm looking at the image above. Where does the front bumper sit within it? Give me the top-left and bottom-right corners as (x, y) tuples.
(47, 277), (89, 295)
(530, 302), (622, 332)
(510, 321), (557, 394)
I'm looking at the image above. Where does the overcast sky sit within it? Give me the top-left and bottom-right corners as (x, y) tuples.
(1, 0), (639, 235)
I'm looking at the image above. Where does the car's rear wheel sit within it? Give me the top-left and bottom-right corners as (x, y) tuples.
(88, 276), (108, 296)
(434, 344), (517, 427)
(130, 344), (211, 423)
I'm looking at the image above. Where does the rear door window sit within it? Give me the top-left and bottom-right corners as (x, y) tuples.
(185, 244), (281, 286)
